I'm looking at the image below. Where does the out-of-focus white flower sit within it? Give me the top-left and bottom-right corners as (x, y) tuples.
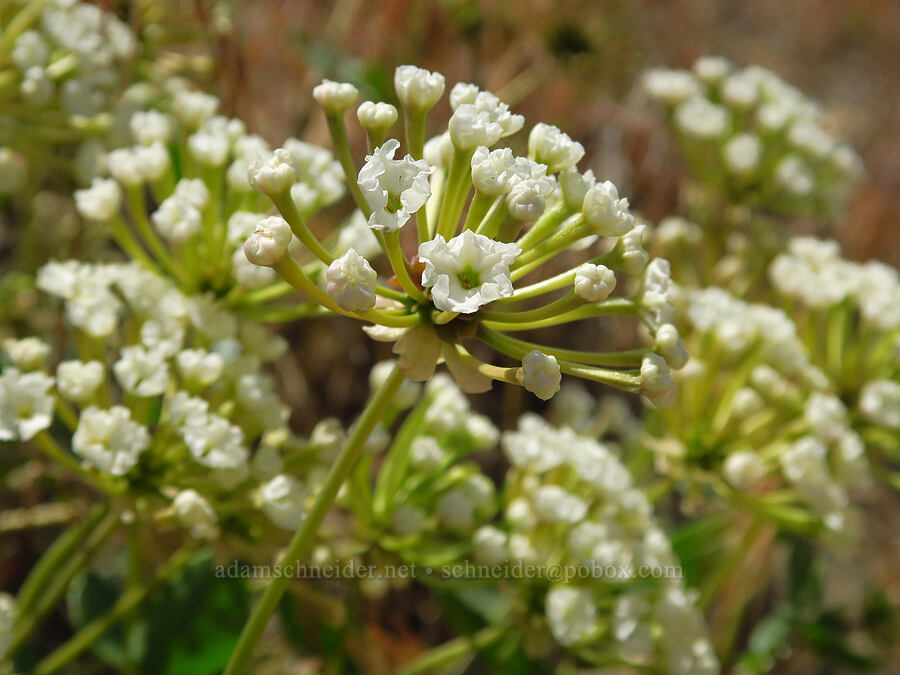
(675, 97), (729, 140)
(574, 263), (616, 302)
(418, 229), (520, 313)
(721, 72), (759, 109)
(370, 360), (422, 410)
(545, 586), (598, 646)
(182, 413), (248, 469)
(75, 178), (121, 221)
(693, 56), (732, 84)
(534, 485), (587, 523)
(723, 133), (762, 175)
(173, 489), (218, 538)
(312, 79), (358, 114)
(358, 139), (433, 232)
(259, 474), (307, 530)
(528, 123), (585, 173)
(643, 68), (702, 105)
(394, 65), (445, 111)
(176, 349), (225, 388)
(655, 324), (689, 370)
(243, 216), (293, 266)
(775, 154), (814, 196)
(106, 148), (144, 186)
(391, 504), (428, 536)
(860, 380), (900, 430)
(473, 525), (508, 564)
(72, 406), (149, 475)
(232, 248), (277, 288)
(0, 368), (54, 441)
(152, 196), (202, 244)
(172, 90), (219, 130)
(113, 346), (168, 397)
(325, 248), (377, 311)
(130, 110), (173, 145)
(3, 337), (50, 371)
(517, 350), (561, 401)
(618, 225), (650, 275)
(582, 181), (635, 236)
(640, 353), (676, 407)
(248, 148), (297, 196)
(723, 450), (767, 489)
(56, 360), (104, 403)
(335, 210), (381, 259)
(805, 393), (848, 442)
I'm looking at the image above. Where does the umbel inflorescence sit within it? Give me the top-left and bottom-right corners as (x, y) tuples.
(241, 66), (686, 405)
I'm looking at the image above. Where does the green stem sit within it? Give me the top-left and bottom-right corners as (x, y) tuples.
(326, 113), (370, 217)
(33, 547), (195, 675)
(384, 231), (428, 303)
(223, 366), (406, 675)
(124, 187), (190, 287)
(476, 292), (582, 323)
(32, 432), (113, 494)
(436, 148), (473, 239)
(271, 191), (334, 265)
(9, 507), (121, 659)
(481, 298), (637, 332)
(397, 624), (508, 675)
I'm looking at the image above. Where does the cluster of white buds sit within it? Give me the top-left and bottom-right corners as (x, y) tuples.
(237, 65), (685, 405)
(0, 1), (135, 183)
(644, 57), (863, 220)
(476, 414), (719, 673)
(24, 259), (298, 537)
(73, 90), (349, 306)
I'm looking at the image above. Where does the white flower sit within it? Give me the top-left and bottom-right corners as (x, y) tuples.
(357, 139), (433, 232)
(517, 350), (561, 401)
(56, 360), (104, 403)
(75, 178), (121, 221)
(470, 146), (516, 197)
(227, 211), (267, 246)
(232, 248), (277, 288)
(722, 72), (759, 109)
(534, 485), (588, 523)
(130, 110), (173, 145)
(248, 148), (297, 196)
(0, 369), (54, 441)
(693, 56), (732, 84)
(188, 129), (229, 166)
(409, 436), (445, 472)
(173, 178), (210, 209)
(582, 180), (634, 236)
(259, 474), (307, 530)
(335, 210), (381, 259)
(72, 406), (149, 475)
(643, 68), (702, 105)
(325, 248), (377, 311)
(3, 337), (50, 370)
(172, 90), (219, 130)
(675, 97), (730, 140)
(805, 393), (848, 442)
(243, 216), (293, 266)
(505, 178), (555, 222)
(545, 586), (597, 646)
(356, 101), (398, 134)
(312, 79), (358, 114)
(528, 123), (585, 173)
(640, 353), (676, 407)
(448, 90), (524, 150)
(436, 488), (475, 532)
(152, 196), (202, 244)
(176, 349), (225, 388)
(723, 133), (762, 175)
(173, 489), (218, 538)
(418, 230), (520, 313)
(618, 225), (650, 275)
(391, 504), (428, 536)
(723, 450), (767, 489)
(37, 260), (122, 337)
(106, 148), (143, 185)
(473, 525), (508, 564)
(423, 131), (454, 167)
(369, 360), (422, 410)
(775, 154), (814, 196)
(860, 380), (900, 430)
(394, 65), (445, 111)
(640, 258), (676, 326)
(181, 413), (248, 469)
(574, 263), (616, 302)
(113, 346), (169, 397)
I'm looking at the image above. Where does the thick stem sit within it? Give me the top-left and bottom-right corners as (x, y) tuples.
(384, 231), (428, 303)
(223, 365), (406, 675)
(326, 113), (370, 216)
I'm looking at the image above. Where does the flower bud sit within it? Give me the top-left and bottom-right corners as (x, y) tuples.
(573, 263), (616, 302)
(640, 353), (676, 407)
(517, 350), (561, 401)
(356, 101), (398, 136)
(655, 324), (689, 370)
(130, 110), (173, 145)
(325, 248), (377, 311)
(723, 451), (766, 490)
(248, 148), (297, 196)
(172, 90), (219, 130)
(312, 79), (358, 115)
(106, 148), (143, 186)
(506, 179), (547, 222)
(583, 180), (634, 236)
(243, 216), (293, 266)
(74, 178), (121, 221)
(722, 133), (761, 176)
(559, 167), (596, 211)
(394, 65), (445, 111)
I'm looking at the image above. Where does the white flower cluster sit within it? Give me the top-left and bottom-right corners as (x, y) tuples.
(8, 1), (134, 117)
(35, 259), (289, 494)
(492, 415), (717, 673)
(645, 58), (863, 218)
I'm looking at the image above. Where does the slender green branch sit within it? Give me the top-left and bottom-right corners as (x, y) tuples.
(223, 365), (406, 675)
(384, 231), (428, 303)
(271, 192), (334, 265)
(397, 624), (508, 675)
(326, 113), (370, 216)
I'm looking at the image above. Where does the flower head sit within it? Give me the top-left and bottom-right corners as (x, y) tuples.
(0, 368), (54, 441)
(326, 248), (377, 311)
(312, 79), (358, 115)
(72, 406), (149, 475)
(418, 230), (520, 313)
(394, 65), (445, 111)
